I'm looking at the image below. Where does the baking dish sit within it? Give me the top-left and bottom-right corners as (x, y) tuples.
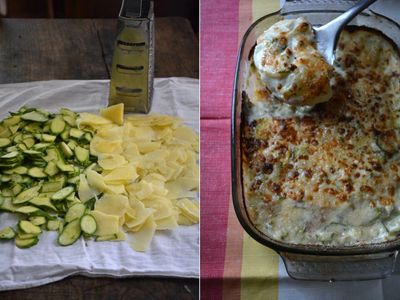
(231, 0), (400, 280)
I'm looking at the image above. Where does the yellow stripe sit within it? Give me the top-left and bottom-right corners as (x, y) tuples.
(240, 233), (279, 300)
(240, 1), (280, 300)
(252, 0), (280, 22)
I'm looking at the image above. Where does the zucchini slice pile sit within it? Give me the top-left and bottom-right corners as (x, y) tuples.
(0, 107), (98, 248)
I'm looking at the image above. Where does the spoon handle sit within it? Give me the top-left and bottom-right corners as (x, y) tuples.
(319, 0), (378, 32)
(315, 0), (378, 64)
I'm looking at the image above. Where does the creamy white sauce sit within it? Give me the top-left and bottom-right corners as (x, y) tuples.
(245, 63), (314, 122)
(254, 17), (333, 106)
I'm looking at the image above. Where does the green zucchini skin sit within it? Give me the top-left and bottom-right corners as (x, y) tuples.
(0, 107), (98, 249)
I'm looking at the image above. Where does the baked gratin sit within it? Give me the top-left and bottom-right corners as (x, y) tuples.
(243, 21), (400, 246)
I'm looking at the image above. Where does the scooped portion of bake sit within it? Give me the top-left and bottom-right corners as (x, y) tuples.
(253, 17), (333, 106)
(243, 25), (400, 246)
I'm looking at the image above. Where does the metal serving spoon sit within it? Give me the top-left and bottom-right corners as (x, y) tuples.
(315, 0), (378, 64)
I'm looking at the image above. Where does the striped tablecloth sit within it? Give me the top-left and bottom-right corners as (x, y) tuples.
(200, 1), (400, 299)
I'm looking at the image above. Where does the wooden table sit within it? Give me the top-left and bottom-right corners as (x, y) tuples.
(0, 17), (199, 82)
(0, 17), (199, 300)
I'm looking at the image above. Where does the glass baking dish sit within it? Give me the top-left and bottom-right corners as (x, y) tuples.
(231, 1), (400, 281)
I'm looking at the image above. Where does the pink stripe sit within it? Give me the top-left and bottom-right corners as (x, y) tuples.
(200, 118), (233, 300)
(200, 0), (240, 298)
(200, 0), (240, 119)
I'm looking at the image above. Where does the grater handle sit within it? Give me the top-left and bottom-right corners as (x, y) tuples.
(120, 0), (151, 18)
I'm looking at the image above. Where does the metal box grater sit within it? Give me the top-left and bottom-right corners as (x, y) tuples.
(109, 0), (154, 113)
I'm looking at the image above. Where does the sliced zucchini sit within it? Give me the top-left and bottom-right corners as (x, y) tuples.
(17, 232), (37, 239)
(21, 111), (48, 122)
(63, 115), (77, 127)
(15, 107), (27, 113)
(0, 197), (18, 212)
(28, 167), (47, 178)
(0, 106), (102, 249)
(9, 124), (20, 134)
(50, 117), (66, 134)
(71, 166), (81, 177)
(10, 166), (28, 175)
(67, 141), (77, 150)
(58, 221), (64, 234)
(7, 145), (20, 152)
(38, 192), (55, 198)
(67, 198), (81, 207)
(60, 108), (76, 118)
(41, 181), (64, 193)
(70, 128), (85, 139)
(44, 161), (59, 176)
(58, 219), (81, 246)
(45, 147), (61, 161)
(23, 149), (42, 157)
(0, 138), (11, 148)
(32, 142), (50, 151)
(84, 132), (92, 142)
(75, 146), (89, 164)
(15, 206), (41, 215)
(32, 160), (46, 168)
(51, 186), (75, 201)
(15, 236), (39, 249)
(67, 176), (80, 185)
(24, 123), (41, 133)
(3, 115), (21, 126)
(80, 214), (97, 235)
(29, 196), (57, 211)
(60, 142), (73, 157)
(0, 227), (15, 239)
(12, 184), (23, 196)
(85, 163), (101, 173)
(23, 137), (36, 149)
(53, 174), (67, 184)
(0, 175), (11, 183)
(1, 189), (13, 197)
(41, 134), (57, 143)
(43, 124), (50, 133)
(2, 151), (19, 159)
(21, 176), (34, 185)
(13, 185), (41, 204)
(18, 220), (41, 235)
(56, 162), (75, 173)
(65, 203), (86, 223)
(0, 127), (11, 138)
(66, 192), (77, 202)
(47, 219), (61, 231)
(60, 128), (70, 141)
(34, 108), (49, 117)
(11, 174), (23, 183)
(29, 216), (46, 226)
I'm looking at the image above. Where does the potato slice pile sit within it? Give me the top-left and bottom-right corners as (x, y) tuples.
(77, 104), (199, 251)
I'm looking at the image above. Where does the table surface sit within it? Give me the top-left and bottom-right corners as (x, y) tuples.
(0, 17), (199, 299)
(0, 17), (199, 82)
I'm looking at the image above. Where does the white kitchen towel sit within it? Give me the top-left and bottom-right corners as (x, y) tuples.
(0, 77), (199, 291)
